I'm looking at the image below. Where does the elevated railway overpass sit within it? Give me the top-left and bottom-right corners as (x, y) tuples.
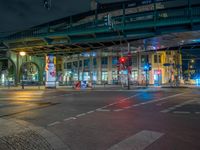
(0, 0), (200, 85)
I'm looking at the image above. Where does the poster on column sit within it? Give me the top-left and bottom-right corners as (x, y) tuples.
(45, 55), (56, 88)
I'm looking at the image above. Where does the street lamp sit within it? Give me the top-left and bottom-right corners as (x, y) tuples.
(19, 51), (26, 57)
(20, 51), (26, 89)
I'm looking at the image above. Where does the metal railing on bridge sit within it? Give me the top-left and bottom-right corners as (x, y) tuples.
(2, 0), (200, 42)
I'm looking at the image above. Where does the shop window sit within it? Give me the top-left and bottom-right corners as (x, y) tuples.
(112, 71), (118, 80)
(93, 71), (97, 81)
(131, 70), (138, 81)
(102, 71), (108, 81)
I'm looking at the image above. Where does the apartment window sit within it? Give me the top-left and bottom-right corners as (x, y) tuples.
(64, 62), (67, 69)
(73, 61), (78, 68)
(84, 59), (90, 67)
(67, 62), (72, 69)
(112, 57), (118, 65)
(79, 60), (82, 67)
(101, 57), (108, 65)
(141, 55), (148, 65)
(93, 58), (97, 66)
(154, 55), (161, 63)
(132, 56), (137, 67)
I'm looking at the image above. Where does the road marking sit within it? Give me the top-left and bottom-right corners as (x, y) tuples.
(160, 99), (196, 113)
(124, 106), (132, 109)
(47, 121), (61, 127)
(108, 130), (164, 150)
(86, 110), (95, 114)
(76, 113), (86, 117)
(160, 109), (170, 113)
(114, 109), (123, 112)
(173, 111), (190, 114)
(64, 117), (77, 121)
(195, 112), (200, 114)
(133, 103), (142, 107)
(96, 108), (110, 112)
(93, 94), (140, 113)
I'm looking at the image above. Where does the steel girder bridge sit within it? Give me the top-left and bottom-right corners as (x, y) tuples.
(0, 0), (200, 56)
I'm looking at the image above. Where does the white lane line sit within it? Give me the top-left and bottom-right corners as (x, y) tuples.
(76, 113), (86, 117)
(114, 109), (123, 112)
(195, 112), (200, 114)
(47, 121), (61, 127)
(64, 117), (77, 121)
(108, 130), (164, 150)
(160, 99), (196, 113)
(93, 93), (140, 113)
(96, 108), (110, 112)
(129, 93), (185, 109)
(124, 106), (132, 109)
(133, 103), (142, 107)
(160, 109), (170, 113)
(86, 110), (95, 114)
(173, 111), (190, 114)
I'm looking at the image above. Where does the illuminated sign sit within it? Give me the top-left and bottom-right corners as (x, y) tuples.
(45, 55), (56, 88)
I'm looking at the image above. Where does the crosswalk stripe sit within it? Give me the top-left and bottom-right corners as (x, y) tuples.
(108, 130), (164, 150)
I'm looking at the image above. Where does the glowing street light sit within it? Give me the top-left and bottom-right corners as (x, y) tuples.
(19, 51), (26, 56)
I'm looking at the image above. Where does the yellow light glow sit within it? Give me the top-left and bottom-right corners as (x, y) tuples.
(19, 51), (26, 56)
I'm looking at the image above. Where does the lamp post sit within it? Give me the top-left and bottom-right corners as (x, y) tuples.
(20, 51), (26, 89)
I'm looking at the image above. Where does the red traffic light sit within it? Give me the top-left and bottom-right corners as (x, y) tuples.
(119, 57), (125, 63)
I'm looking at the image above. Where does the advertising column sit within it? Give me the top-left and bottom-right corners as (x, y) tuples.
(45, 55), (56, 88)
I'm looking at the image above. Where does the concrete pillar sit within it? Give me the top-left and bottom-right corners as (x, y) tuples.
(108, 56), (112, 84)
(78, 55), (80, 81)
(137, 52), (142, 84)
(16, 53), (19, 85)
(97, 53), (102, 84)
(90, 53), (93, 82)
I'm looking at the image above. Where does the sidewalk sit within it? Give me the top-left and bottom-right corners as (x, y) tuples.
(0, 84), (198, 91)
(0, 118), (69, 150)
(0, 85), (45, 90)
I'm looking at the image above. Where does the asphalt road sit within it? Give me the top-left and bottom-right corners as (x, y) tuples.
(0, 87), (200, 150)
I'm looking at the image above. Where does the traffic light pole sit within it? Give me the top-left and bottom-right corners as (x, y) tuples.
(127, 70), (130, 90)
(145, 69), (148, 87)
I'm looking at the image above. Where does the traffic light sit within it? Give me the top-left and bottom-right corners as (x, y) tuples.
(144, 63), (152, 71)
(149, 63), (152, 71)
(119, 57), (126, 64)
(144, 65), (148, 70)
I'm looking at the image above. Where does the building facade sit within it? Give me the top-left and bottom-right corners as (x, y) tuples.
(62, 50), (182, 86)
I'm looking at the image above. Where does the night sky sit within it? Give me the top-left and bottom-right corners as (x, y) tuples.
(0, 0), (127, 34)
